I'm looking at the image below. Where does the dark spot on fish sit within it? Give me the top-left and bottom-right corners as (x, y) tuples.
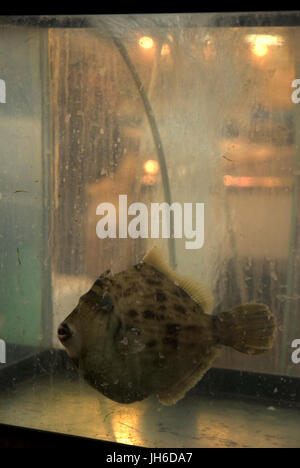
(146, 278), (161, 286)
(173, 288), (181, 297)
(101, 294), (114, 313)
(148, 266), (164, 280)
(166, 323), (180, 335)
(94, 278), (104, 288)
(156, 290), (167, 302)
(156, 314), (165, 321)
(147, 339), (157, 347)
(143, 310), (155, 319)
(134, 262), (142, 271)
(193, 303), (203, 314)
(123, 284), (138, 296)
(163, 336), (178, 349)
(158, 304), (167, 312)
(127, 309), (138, 317)
(179, 288), (189, 298)
(185, 325), (197, 332)
(113, 318), (122, 340)
(173, 304), (186, 314)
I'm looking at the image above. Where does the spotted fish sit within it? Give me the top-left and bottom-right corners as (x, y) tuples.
(58, 246), (277, 405)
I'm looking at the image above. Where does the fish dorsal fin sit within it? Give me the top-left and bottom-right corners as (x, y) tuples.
(143, 245), (176, 281)
(175, 276), (214, 313)
(143, 246), (214, 313)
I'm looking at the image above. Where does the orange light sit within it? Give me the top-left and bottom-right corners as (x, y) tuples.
(143, 159), (159, 175)
(252, 42), (268, 57)
(139, 36), (154, 49)
(224, 175), (284, 188)
(246, 34), (284, 58)
(161, 43), (170, 56)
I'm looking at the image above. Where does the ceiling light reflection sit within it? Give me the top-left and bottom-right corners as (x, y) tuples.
(139, 36), (154, 49)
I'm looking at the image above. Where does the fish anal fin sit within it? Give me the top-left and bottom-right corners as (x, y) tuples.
(157, 348), (219, 406)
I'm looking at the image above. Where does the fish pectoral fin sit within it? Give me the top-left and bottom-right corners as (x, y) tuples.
(143, 245), (214, 313)
(157, 348), (219, 406)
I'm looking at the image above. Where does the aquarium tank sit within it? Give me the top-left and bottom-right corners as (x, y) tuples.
(0, 12), (299, 448)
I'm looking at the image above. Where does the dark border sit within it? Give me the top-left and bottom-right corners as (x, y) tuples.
(0, 422), (142, 448)
(0, 12), (300, 28)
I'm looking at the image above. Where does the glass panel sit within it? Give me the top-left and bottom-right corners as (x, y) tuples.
(0, 25), (50, 361)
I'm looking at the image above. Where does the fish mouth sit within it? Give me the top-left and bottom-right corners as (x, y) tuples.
(57, 322), (72, 344)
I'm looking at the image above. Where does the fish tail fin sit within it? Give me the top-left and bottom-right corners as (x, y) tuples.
(215, 303), (277, 355)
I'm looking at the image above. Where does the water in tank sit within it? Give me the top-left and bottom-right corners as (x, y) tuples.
(0, 12), (299, 448)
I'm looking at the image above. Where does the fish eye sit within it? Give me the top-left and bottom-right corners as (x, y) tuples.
(57, 322), (72, 343)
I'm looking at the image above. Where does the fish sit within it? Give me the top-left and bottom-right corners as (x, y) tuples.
(57, 246), (277, 406)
